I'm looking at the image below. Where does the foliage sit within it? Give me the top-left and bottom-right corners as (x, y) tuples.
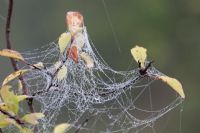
(0, 11), (184, 133)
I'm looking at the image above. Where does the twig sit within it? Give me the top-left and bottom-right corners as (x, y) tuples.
(139, 60), (154, 75)
(0, 108), (24, 125)
(5, 0), (38, 132)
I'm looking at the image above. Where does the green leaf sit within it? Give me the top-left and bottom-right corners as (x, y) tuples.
(54, 123), (70, 133)
(21, 113), (45, 125)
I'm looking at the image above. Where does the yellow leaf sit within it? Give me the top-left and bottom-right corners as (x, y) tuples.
(0, 49), (24, 61)
(4, 118), (22, 130)
(80, 52), (94, 68)
(0, 114), (9, 128)
(17, 95), (28, 102)
(2, 69), (29, 86)
(58, 32), (71, 54)
(56, 65), (68, 81)
(0, 85), (28, 114)
(0, 103), (9, 112)
(54, 61), (62, 70)
(18, 80), (23, 93)
(21, 113), (45, 125)
(54, 123), (70, 133)
(130, 45), (147, 68)
(31, 62), (44, 69)
(1, 85), (19, 114)
(158, 76), (185, 99)
(21, 128), (33, 133)
(0, 120), (9, 128)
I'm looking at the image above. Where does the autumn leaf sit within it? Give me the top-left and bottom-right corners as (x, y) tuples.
(0, 85), (28, 114)
(21, 113), (45, 125)
(20, 128), (33, 133)
(0, 114), (9, 128)
(31, 62), (44, 69)
(158, 76), (185, 99)
(2, 69), (29, 86)
(4, 118), (22, 130)
(130, 45), (147, 68)
(68, 45), (78, 63)
(66, 11), (83, 34)
(80, 52), (94, 68)
(56, 65), (68, 81)
(0, 49), (24, 61)
(54, 61), (62, 70)
(58, 32), (72, 54)
(54, 123), (70, 133)
(18, 80), (23, 93)
(0, 103), (10, 113)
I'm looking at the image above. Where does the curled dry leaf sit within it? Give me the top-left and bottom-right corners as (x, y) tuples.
(130, 45), (147, 68)
(66, 11), (83, 34)
(54, 123), (70, 133)
(56, 65), (68, 81)
(0, 49), (24, 61)
(2, 69), (29, 86)
(80, 52), (94, 68)
(58, 32), (72, 54)
(68, 45), (78, 63)
(158, 76), (185, 99)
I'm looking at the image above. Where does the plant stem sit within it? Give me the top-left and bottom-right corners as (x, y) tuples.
(5, 0), (38, 132)
(0, 108), (24, 125)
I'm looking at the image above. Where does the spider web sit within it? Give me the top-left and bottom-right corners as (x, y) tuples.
(15, 26), (184, 133)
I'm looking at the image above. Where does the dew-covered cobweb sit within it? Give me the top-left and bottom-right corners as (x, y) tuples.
(10, 24), (184, 133)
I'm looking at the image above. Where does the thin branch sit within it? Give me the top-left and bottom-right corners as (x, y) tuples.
(139, 60), (154, 75)
(0, 108), (24, 125)
(5, 0), (35, 113)
(5, 0), (38, 132)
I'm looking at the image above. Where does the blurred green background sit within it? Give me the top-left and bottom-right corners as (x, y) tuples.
(0, 0), (199, 132)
